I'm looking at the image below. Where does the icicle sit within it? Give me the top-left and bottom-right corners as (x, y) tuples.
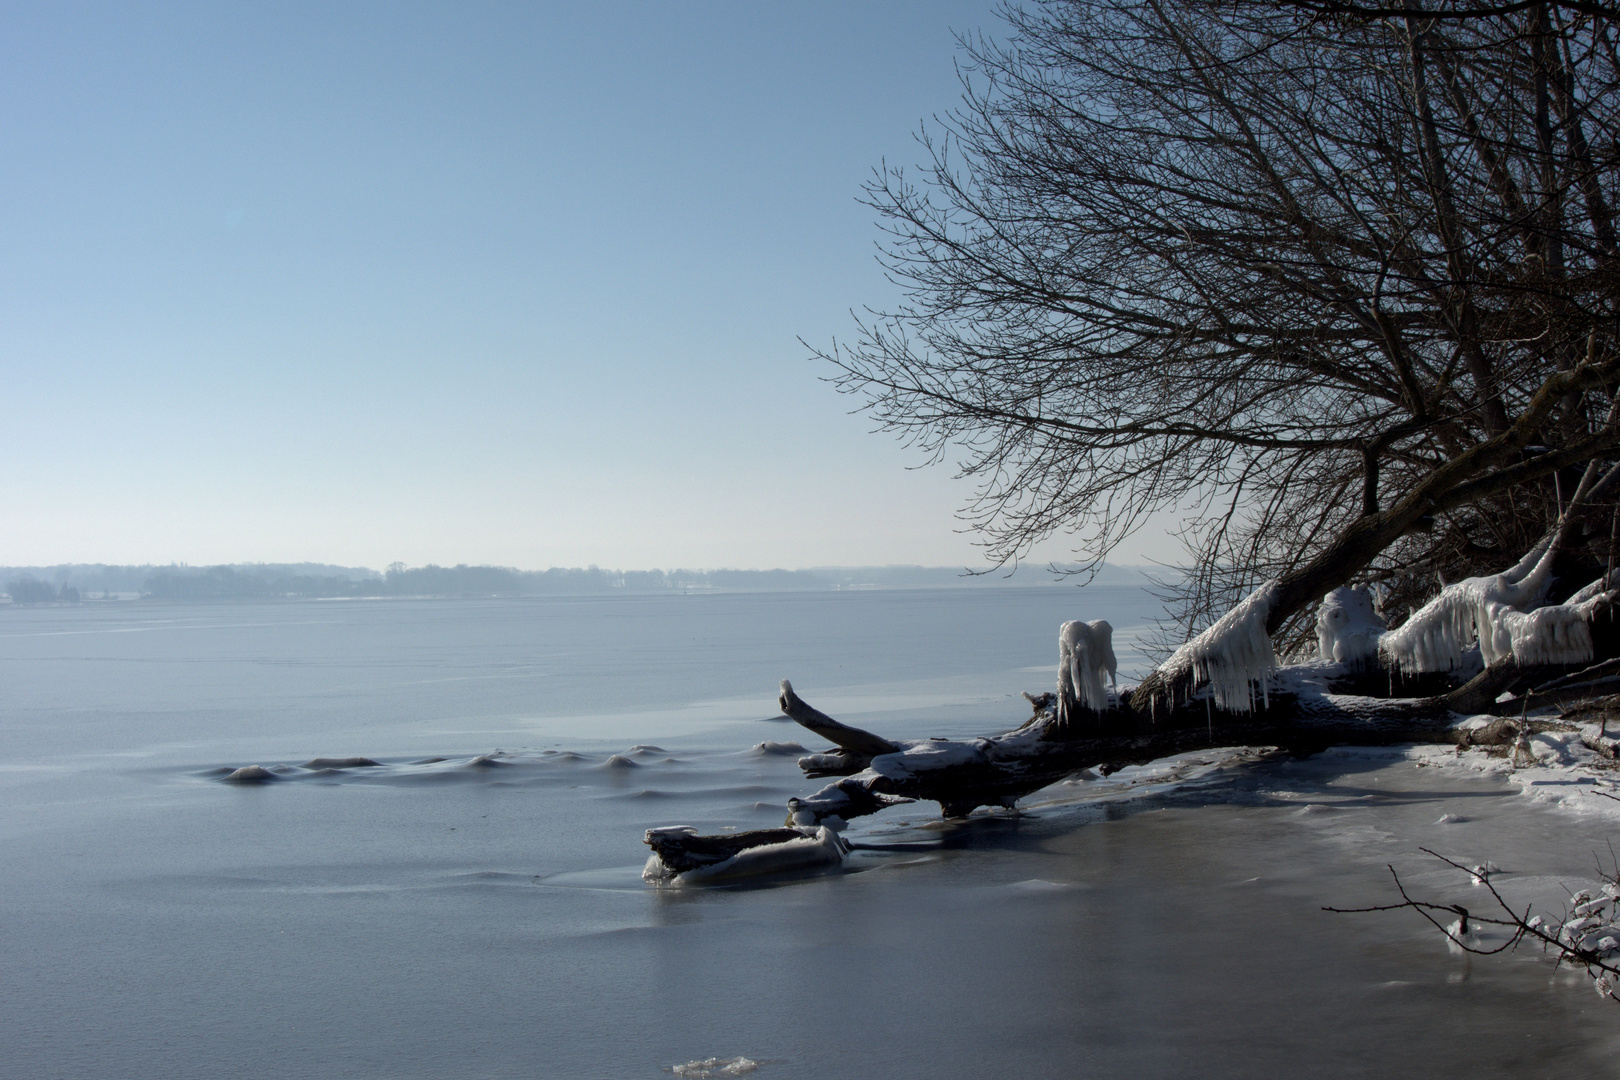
(1379, 541), (1612, 675)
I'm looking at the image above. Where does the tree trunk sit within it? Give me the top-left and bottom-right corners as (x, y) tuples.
(774, 679), (1469, 824)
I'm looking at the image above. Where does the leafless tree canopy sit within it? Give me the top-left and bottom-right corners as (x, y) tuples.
(818, 0), (1620, 645)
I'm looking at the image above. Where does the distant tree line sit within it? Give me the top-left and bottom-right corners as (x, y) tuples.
(138, 564), (952, 600)
(3, 577), (78, 604)
(3, 561), (1146, 604)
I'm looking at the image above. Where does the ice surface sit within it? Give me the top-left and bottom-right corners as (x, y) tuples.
(11, 591), (1620, 1080)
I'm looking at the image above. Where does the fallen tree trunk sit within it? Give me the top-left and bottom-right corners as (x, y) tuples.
(775, 678), (1471, 824)
(642, 561), (1619, 875)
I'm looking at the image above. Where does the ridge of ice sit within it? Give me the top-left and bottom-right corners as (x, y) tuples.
(642, 826), (847, 885)
(670, 1058), (759, 1078)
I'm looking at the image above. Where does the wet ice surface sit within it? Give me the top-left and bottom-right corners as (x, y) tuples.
(5, 591), (1620, 1079)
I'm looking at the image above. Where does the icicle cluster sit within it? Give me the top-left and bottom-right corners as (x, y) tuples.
(1058, 619), (1117, 714)
(1378, 537), (1607, 674)
(1162, 582), (1278, 714)
(1494, 598), (1604, 667)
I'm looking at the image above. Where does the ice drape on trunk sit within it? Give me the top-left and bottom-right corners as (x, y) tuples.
(1158, 582), (1279, 714)
(1377, 540), (1610, 674)
(1315, 587), (1387, 666)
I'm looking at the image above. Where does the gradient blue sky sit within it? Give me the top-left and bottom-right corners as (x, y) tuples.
(1, 1), (1174, 571)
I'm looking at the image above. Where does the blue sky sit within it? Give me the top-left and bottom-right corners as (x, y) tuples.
(0, 1), (1174, 571)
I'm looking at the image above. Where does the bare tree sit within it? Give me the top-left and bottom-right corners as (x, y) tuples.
(814, 0), (1620, 654)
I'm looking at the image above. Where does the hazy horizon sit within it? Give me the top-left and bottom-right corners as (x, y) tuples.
(1, 557), (1162, 601)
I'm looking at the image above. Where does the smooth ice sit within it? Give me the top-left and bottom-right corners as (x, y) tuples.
(4, 588), (1620, 1079)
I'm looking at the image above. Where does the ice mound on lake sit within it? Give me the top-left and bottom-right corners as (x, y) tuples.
(748, 741), (806, 756)
(301, 757), (380, 769)
(220, 765), (277, 784)
(599, 754), (640, 769)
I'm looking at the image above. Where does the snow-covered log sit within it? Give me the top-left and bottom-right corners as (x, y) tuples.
(770, 679), (1467, 824)
(642, 550), (1620, 873)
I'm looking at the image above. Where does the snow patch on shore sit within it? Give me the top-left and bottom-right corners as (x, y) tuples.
(1406, 723), (1620, 823)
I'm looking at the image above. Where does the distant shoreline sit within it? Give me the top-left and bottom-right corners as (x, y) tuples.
(2, 561), (1163, 604)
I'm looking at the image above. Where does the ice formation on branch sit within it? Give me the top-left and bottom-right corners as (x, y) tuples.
(1314, 587), (1386, 666)
(1377, 540), (1607, 674)
(1057, 619), (1117, 718)
(1160, 582), (1278, 714)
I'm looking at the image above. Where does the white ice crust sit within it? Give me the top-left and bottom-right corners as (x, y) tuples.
(1058, 619), (1117, 713)
(1314, 586), (1386, 665)
(1377, 541), (1609, 674)
(1161, 582), (1278, 714)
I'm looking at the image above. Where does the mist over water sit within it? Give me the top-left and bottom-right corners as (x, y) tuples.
(4, 588), (1619, 1079)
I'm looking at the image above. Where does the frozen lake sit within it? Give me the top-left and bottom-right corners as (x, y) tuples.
(4, 588), (1620, 1078)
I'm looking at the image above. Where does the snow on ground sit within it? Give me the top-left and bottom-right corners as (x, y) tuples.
(1407, 717), (1620, 824)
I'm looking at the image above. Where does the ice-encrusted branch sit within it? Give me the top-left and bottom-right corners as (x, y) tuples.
(1327, 849), (1620, 1003)
(1156, 581), (1279, 714)
(1378, 537), (1614, 675)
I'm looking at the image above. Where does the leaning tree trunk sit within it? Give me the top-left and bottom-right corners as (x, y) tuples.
(1130, 357), (1620, 716)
